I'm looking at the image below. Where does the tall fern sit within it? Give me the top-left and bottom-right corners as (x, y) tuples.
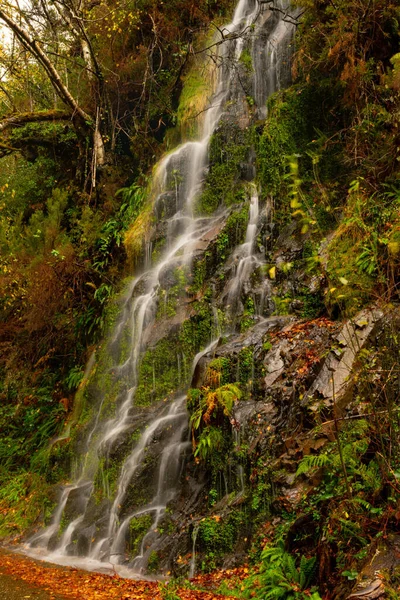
(245, 544), (321, 600)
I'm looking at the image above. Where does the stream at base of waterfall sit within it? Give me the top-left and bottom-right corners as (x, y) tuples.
(23, 0), (296, 579)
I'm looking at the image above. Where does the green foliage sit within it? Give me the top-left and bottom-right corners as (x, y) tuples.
(188, 367), (241, 473)
(207, 357), (231, 386)
(0, 155), (58, 227)
(115, 182), (147, 231)
(0, 368), (67, 475)
(197, 513), (245, 572)
(0, 469), (53, 537)
(325, 181), (400, 315)
(65, 367), (84, 391)
(147, 550), (160, 573)
(296, 420), (370, 481)
(239, 48), (253, 73)
(129, 514), (153, 556)
(248, 456), (273, 514)
(189, 383), (241, 432)
(158, 580), (182, 600)
(196, 125), (252, 214)
(238, 347), (254, 386)
(272, 295), (291, 316)
(194, 426), (225, 462)
(240, 296), (256, 332)
(244, 544), (321, 600)
(296, 453), (331, 477)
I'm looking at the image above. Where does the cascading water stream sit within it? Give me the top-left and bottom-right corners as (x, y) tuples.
(225, 185), (262, 321)
(25, 0), (296, 577)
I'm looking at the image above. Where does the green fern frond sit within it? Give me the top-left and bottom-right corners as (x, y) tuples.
(296, 453), (331, 477)
(261, 543), (286, 564)
(299, 555), (317, 589)
(263, 588), (287, 600)
(352, 497), (372, 511)
(285, 554), (299, 584)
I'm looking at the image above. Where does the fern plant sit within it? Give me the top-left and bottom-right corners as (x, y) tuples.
(189, 383), (241, 432)
(194, 426), (224, 462)
(296, 453), (331, 477)
(187, 382), (241, 466)
(245, 544), (321, 600)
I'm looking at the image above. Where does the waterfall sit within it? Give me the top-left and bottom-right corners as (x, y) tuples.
(25, 0), (295, 577)
(225, 184), (262, 322)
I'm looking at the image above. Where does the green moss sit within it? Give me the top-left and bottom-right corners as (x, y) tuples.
(129, 514), (153, 556)
(196, 125), (252, 215)
(177, 57), (214, 140)
(208, 357), (231, 385)
(325, 228), (375, 316)
(156, 266), (188, 320)
(135, 337), (183, 406)
(147, 550), (160, 573)
(93, 456), (121, 502)
(179, 300), (215, 356)
(197, 512), (246, 572)
(189, 205), (249, 294)
(151, 237), (166, 264)
(239, 48), (253, 73)
(238, 347), (254, 386)
(190, 256), (207, 292)
(216, 205), (249, 261)
(240, 296), (256, 332)
(136, 302), (215, 406)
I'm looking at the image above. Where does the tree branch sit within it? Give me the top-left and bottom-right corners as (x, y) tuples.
(0, 109), (73, 132)
(0, 8), (92, 124)
(259, 1), (307, 26)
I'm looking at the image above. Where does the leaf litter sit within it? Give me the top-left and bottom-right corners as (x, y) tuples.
(0, 549), (246, 599)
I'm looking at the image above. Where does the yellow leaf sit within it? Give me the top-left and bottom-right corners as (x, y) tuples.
(269, 266), (276, 280)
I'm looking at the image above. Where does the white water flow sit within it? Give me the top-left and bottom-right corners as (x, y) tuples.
(189, 523), (200, 579)
(26, 0), (295, 576)
(226, 185), (262, 321)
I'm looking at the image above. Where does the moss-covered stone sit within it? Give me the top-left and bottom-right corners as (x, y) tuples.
(256, 83), (345, 226)
(135, 301), (215, 406)
(195, 124), (253, 215)
(197, 512), (247, 572)
(129, 514), (153, 556)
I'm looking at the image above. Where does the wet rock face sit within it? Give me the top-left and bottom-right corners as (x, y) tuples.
(304, 308), (384, 412)
(341, 535), (400, 599)
(176, 306), (392, 574)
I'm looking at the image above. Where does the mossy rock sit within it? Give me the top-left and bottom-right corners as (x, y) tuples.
(196, 123), (253, 215)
